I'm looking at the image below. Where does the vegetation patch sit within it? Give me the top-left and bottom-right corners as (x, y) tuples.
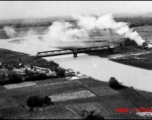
(49, 90), (95, 102)
(115, 17), (152, 28)
(119, 88), (152, 108)
(41, 86), (87, 98)
(34, 78), (68, 85)
(0, 86), (6, 91)
(4, 81), (36, 89)
(80, 110), (105, 120)
(112, 59), (152, 70)
(109, 77), (125, 90)
(76, 78), (108, 88)
(26, 96), (54, 111)
(66, 102), (108, 116)
(105, 113), (145, 119)
(91, 86), (119, 96)
(0, 106), (25, 119)
(0, 97), (18, 110)
(27, 106), (79, 119)
(99, 100), (134, 114)
(11, 91), (45, 106)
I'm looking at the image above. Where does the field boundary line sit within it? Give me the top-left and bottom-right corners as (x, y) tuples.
(80, 84), (102, 97)
(65, 106), (80, 118)
(118, 90), (138, 108)
(95, 102), (109, 115)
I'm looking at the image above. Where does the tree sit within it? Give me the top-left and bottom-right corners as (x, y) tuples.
(81, 110), (105, 120)
(124, 38), (137, 46)
(109, 77), (124, 89)
(25, 69), (29, 74)
(8, 72), (22, 84)
(48, 61), (59, 71)
(43, 96), (54, 106)
(27, 96), (43, 108)
(26, 96), (54, 111)
(56, 67), (65, 77)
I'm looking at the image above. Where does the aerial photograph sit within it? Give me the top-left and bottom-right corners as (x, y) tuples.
(1, 1), (152, 119)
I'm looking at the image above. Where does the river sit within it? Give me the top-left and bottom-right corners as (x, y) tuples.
(1, 40), (152, 92)
(45, 54), (152, 92)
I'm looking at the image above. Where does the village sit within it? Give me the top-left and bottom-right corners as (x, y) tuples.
(0, 57), (89, 85)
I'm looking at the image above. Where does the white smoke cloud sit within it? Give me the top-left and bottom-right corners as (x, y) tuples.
(116, 25), (144, 46)
(3, 26), (40, 40)
(18, 28), (38, 38)
(45, 21), (89, 42)
(2, 14), (146, 55)
(3, 26), (17, 38)
(74, 14), (145, 46)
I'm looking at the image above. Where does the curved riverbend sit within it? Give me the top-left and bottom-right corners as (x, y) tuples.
(48, 55), (152, 92)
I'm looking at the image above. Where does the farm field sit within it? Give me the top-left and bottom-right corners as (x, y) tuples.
(0, 74), (152, 119)
(4, 81), (36, 89)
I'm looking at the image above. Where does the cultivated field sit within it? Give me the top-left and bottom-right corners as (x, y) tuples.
(1, 25), (152, 119)
(4, 81), (36, 89)
(1, 75), (152, 119)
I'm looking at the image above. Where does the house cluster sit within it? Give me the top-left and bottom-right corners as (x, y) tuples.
(65, 69), (90, 80)
(0, 59), (57, 78)
(0, 58), (89, 85)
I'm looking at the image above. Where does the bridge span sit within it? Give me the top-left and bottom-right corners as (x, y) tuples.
(36, 46), (115, 58)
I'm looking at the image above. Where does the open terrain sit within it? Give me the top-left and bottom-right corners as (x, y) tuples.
(109, 46), (152, 70)
(1, 20), (152, 118)
(102, 26), (152, 70)
(0, 49), (152, 119)
(1, 74), (152, 119)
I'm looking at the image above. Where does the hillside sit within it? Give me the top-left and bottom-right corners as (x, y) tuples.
(0, 48), (152, 119)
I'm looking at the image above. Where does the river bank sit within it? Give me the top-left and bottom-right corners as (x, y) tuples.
(50, 54), (152, 92)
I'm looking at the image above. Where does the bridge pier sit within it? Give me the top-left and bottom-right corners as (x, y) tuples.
(108, 48), (114, 53)
(73, 49), (77, 58)
(73, 52), (77, 58)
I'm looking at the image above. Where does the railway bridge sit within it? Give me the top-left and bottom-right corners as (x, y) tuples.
(36, 46), (115, 58)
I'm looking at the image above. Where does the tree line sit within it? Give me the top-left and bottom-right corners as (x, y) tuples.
(115, 16), (152, 28)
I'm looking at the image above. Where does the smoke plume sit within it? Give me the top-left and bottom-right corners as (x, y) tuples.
(74, 14), (145, 46)
(2, 14), (146, 55)
(45, 21), (89, 42)
(3, 26), (17, 38)
(3, 26), (39, 38)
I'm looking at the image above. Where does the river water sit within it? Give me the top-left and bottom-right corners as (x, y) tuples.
(1, 40), (152, 92)
(45, 54), (152, 92)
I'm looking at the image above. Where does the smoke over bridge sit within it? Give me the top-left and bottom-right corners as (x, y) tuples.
(2, 14), (147, 54)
